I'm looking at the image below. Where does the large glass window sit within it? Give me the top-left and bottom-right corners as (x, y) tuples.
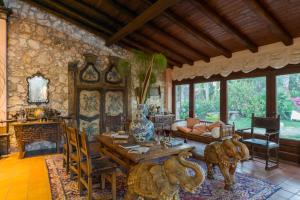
(277, 74), (300, 140)
(194, 82), (220, 121)
(228, 77), (266, 129)
(175, 84), (190, 120)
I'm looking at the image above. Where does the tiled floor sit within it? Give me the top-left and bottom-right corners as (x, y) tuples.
(0, 150), (300, 200)
(237, 159), (300, 200)
(189, 140), (300, 200)
(0, 153), (51, 200)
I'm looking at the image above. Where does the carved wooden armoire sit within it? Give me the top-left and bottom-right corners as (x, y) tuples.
(68, 54), (128, 141)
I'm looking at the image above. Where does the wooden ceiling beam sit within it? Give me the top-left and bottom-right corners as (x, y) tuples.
(192, 0), (258, 53)
(121, 39), (183, 67)
(106, 0), (210, 62)
(106, 0), (179, 46)
(164, 10), (231, 58)
(57, 0), (117, 27)
(22, 0), (113, 36)
(243, 0), (293, 46)
(118, 39), (182, 68)
(21, 0), (112, 38)
(55, 0), (186, 66)
(142, 0), (231, 58)
(131, 33), (194, 65)
(121, 38), (182, 67)
(23, 0), (183, 66)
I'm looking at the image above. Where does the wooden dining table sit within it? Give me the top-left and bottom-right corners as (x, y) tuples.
(96, 135), (195, 170)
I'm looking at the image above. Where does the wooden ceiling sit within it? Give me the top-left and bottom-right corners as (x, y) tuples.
(21, 0), (300, 68)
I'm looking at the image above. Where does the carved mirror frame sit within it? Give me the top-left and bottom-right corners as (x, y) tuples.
(27, 72), (50, 105)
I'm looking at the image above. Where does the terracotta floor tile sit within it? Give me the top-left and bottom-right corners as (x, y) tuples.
(0, 188), (8, 200)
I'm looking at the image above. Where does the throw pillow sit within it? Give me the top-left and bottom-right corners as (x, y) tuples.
(186, 118), (200, 128)
(207, 120), (225, 131)
(192, 125), (207, 135)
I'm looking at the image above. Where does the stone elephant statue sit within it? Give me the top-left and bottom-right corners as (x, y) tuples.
(125, 151), (205, 200)
(204, 134), (249, 190)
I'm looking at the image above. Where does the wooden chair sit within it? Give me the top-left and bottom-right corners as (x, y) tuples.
(0, 126), (10, 157)
(78, 129), (117, 200)
(67, 127), (80, 179)
(241, 113), (280, 170)
(62, 122), (70, 173)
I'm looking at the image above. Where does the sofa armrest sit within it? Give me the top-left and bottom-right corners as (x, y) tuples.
(171, 120), (187, 131)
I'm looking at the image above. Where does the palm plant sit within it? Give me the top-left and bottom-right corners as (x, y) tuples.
(117, 49), (167, 104)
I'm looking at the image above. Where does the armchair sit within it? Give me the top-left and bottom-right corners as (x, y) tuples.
(240, 113), (280, 170)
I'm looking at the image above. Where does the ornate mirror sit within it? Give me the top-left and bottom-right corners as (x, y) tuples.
(27, 72), (49, 104)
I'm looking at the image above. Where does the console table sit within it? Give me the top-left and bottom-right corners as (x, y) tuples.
(12, 121), (62, 158)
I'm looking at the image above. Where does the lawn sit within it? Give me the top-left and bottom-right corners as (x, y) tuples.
(229, 118), (300, 141)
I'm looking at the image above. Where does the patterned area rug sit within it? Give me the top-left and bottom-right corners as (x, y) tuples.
(45, 155), (280, 200)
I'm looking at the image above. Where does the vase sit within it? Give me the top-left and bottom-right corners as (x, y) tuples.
(130, 104), (155, 143)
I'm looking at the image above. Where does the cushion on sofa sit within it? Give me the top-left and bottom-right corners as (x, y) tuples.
(177, 126), (192, 134)
(211, 127), (220, 138)
(207, 121), (225, 131)
(191, 125), (207, 135)
(186, 118), (200, 128)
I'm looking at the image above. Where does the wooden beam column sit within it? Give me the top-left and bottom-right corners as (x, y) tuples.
(189, 83), (194, 118)
(220, 79), (228, 123)
(266, 73), (276, 117)
(107, 0), (179, 45)
(0, 6), (10, 122)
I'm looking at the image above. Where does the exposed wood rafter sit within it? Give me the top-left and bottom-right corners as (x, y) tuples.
(122, 38), (181, 67)
(164, 10), (231, 58)
(192, 0), (258, 53)
(142, 0), (231, 58)
(22, 0), (180, 67)
(21, 0), (111, 37)
(131, 33), (194, 65)
(107, 0), (210, 62)
(106, 0), (179, 46)
(243, 0), (293, 46)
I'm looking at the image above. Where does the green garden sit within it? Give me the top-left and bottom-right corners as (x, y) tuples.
(176, 74), (300, 140)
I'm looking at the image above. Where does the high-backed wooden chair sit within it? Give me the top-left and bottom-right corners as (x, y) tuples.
(104, 114), (125, 132)
(0, 126), (10, 157)
(78, 129), (117, 200)
(62, 122), (70, 173)
(67, 127), (80, 179)
(241, 113), (280, 170)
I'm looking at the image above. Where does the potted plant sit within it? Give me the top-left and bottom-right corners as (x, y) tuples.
(117, 49), (167, 142)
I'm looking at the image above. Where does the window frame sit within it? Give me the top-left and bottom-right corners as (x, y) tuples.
(173, 83), (191, 120)
(227, 76), (267, 130)
(172, 64), (300, 141)
(193, 80), (221, 120)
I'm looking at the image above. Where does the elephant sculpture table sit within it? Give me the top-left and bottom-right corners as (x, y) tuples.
(204, 134), (249, 190)
(125, 151), (205, 200)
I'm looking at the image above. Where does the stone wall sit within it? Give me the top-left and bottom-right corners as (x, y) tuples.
(3, 0), (166, 151)
(4, 0), (127, 151)
(5, 0), (126, 117)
